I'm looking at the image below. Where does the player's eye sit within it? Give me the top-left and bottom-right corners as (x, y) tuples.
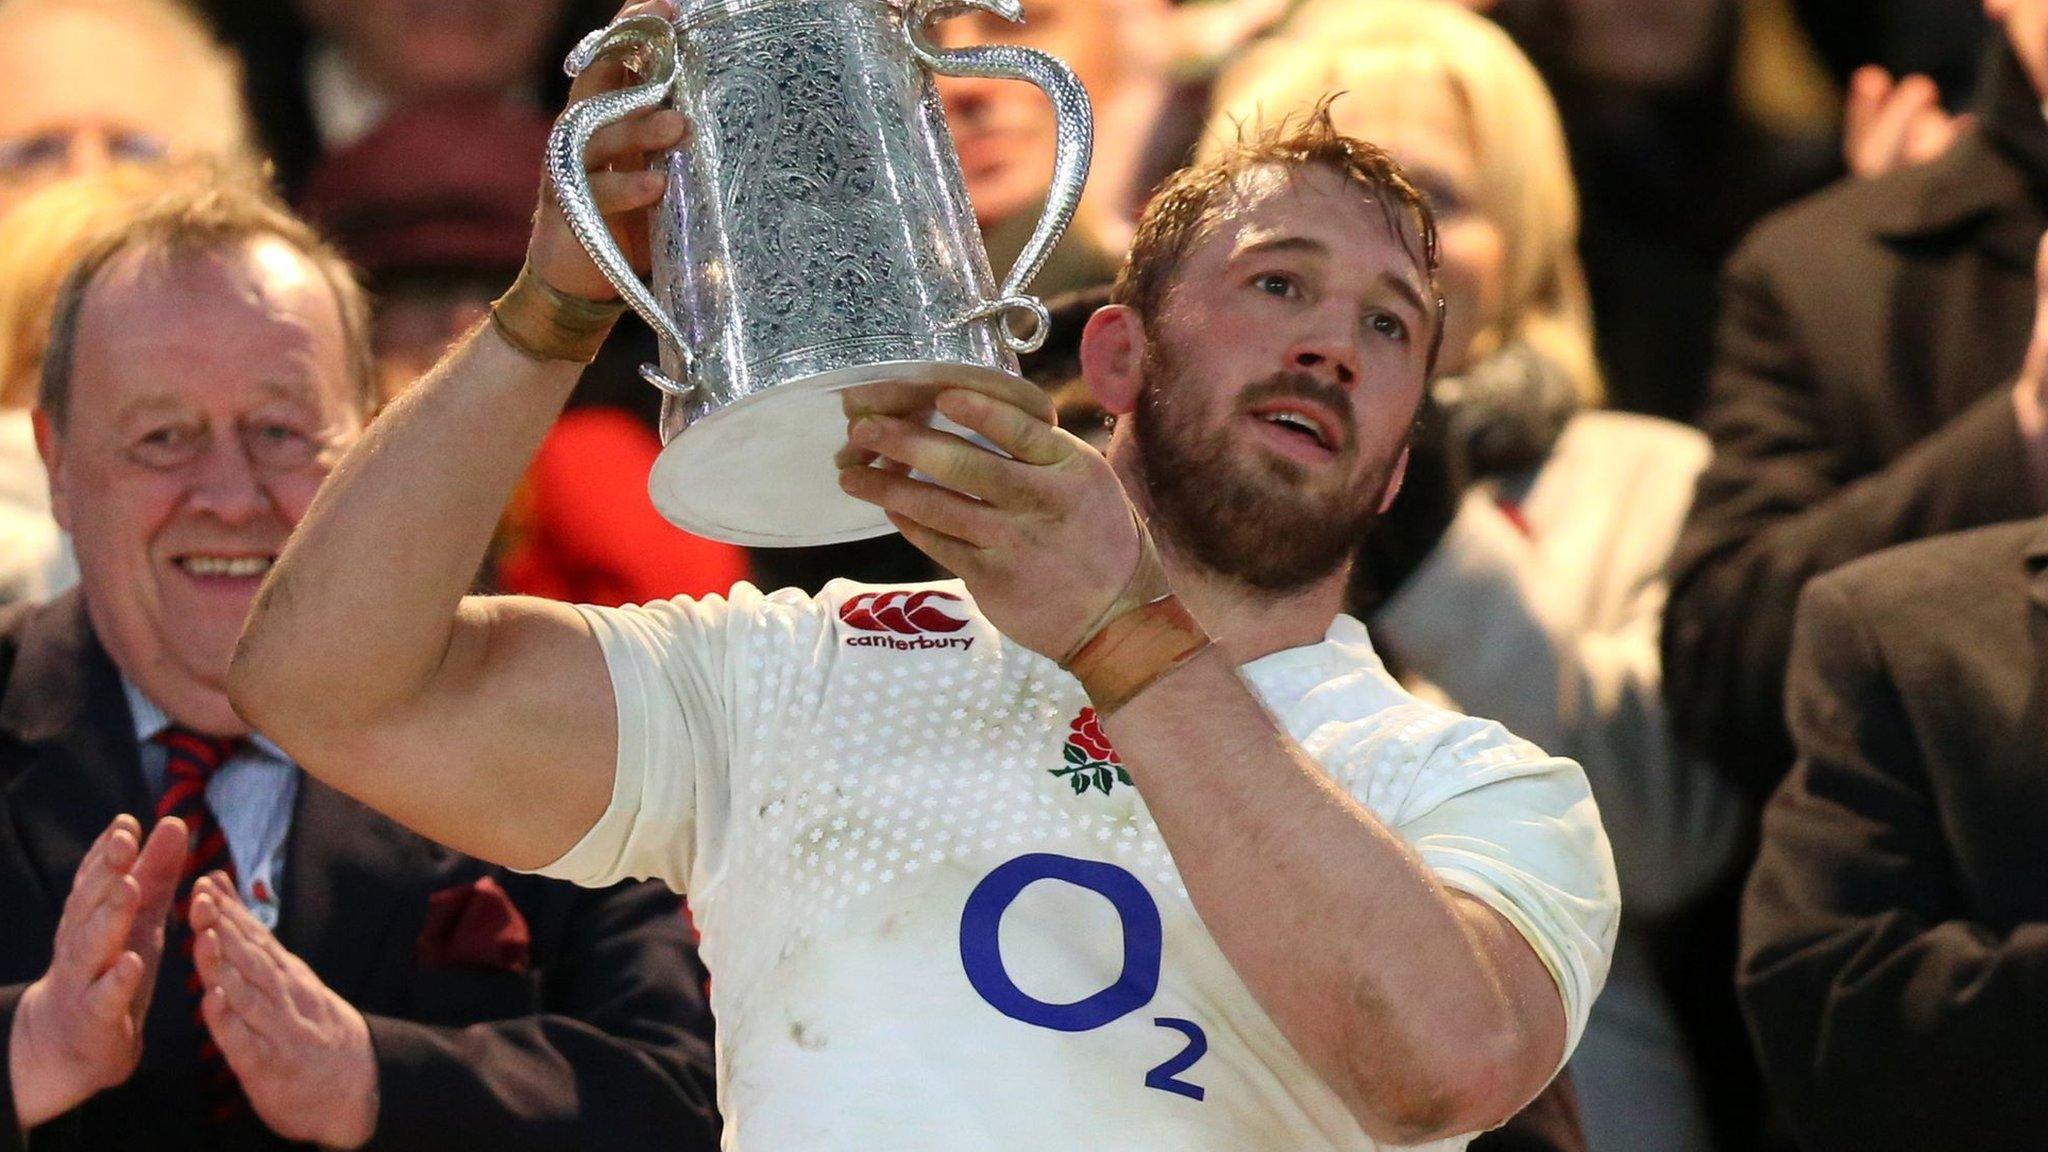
(1251, 272), (1299, 298)
(1368, 312), (1410, 343)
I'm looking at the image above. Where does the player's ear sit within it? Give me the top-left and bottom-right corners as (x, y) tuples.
(1377, 447), (1410, 515)
(1081, 305), (1147, 417)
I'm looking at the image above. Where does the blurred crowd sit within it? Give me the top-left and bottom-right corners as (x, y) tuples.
(0, 0), (2041, 1150)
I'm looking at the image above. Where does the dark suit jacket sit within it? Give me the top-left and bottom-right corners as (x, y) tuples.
(1738, 518), (2048, 1150)
(0, 594), (720, 1152)
(1664, 45), (2048, 799)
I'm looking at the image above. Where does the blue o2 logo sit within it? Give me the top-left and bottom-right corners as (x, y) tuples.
(959, 855), (1160, 1031)
(959, 853), (1208, 1101)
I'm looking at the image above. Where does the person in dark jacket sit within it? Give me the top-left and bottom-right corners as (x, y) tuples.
(1, 166), (719, 1152)
(1739, 516), (2048, 1151)
(1664, 17), (2048, 803)
(1659, 9), (2048, 1146)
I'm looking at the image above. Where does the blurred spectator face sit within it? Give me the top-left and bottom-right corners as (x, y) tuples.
(296, 0), (568, 98)
(37, 238), (363, 731)
(0, 0), (249, 219)
(1320, 63), (1503, 378)
(1989, 0), (2048, 96)
(936, 0), (1129, 227)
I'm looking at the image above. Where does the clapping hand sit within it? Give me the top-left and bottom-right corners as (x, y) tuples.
(1843, 66), (1970, 179)
(190, 874), (379, 1150)
(2012, 235), (2048, 498)
(8, 815), (187, 1132)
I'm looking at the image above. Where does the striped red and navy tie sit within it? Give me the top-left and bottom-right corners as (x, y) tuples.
(153, 727), (248, 1124)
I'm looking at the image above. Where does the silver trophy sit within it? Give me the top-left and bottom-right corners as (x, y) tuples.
(548, 0), (1092, 546)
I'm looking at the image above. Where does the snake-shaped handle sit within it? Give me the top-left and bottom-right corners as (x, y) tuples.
(547, 14), (693, 390)
(907, 0), (1094, 354)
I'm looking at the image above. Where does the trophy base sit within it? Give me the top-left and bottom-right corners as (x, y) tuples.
(648, 360), (1054, 548)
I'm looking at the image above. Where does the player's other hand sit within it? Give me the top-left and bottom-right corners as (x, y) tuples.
(527, 0), (692, 302)
(9, 815), (188, 1131)
(191, 874), (378, 1150)
(838, 390), (1141, 661)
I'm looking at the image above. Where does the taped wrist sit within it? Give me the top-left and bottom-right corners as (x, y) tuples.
(1066, 595), (1212, 715)
(1060, 510), (1213, 715)
(488, 262), (626, 364)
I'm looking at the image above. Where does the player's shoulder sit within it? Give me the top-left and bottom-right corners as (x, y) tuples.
(585, 578), (1023, 678)
(588, 579), (822, 628)
(571, 580), (845, 670)
(1256, 616), (1574, 818)
(813, 578), (1027, 665)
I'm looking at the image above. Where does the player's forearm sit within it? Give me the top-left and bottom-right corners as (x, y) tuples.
(232, 323), (583, 743)
(1102, 649), (1532, 1142)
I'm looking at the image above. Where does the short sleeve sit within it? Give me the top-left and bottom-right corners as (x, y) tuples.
(526, 583), (791, 892)
(1325, 706), (1620, 1063)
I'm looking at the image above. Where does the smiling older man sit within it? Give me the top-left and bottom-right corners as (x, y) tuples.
(0, 172), (718, 1152)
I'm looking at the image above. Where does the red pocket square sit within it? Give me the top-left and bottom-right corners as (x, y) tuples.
(419, 876), (531, 973)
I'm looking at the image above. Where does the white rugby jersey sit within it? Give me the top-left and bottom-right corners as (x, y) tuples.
(536, 580), (1618, 1151)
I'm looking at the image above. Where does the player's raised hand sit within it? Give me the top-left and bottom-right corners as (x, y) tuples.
(837, 389), (1143, 661)
(526, 0), (692, 302)
(191, 874), (378, 1149)
(9, 815), (188, 1130)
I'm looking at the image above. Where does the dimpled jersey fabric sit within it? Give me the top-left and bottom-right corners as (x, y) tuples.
(534, 580), (1619, 1151)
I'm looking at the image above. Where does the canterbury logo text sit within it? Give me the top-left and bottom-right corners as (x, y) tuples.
(839, 590), (975, 651)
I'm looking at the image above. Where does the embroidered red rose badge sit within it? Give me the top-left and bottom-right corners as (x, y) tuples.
(1054, 707), (1133, 796)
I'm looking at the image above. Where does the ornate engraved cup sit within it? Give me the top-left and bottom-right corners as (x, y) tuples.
(548, 0), (1092, 546)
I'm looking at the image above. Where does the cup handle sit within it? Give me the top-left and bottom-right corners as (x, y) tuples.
(548, 14), (694, 394)
(907, 0), (1094, 355)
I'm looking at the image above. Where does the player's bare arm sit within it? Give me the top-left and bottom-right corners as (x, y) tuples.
(840, 388), (1566, 1144)
(228, 0), (686, 870)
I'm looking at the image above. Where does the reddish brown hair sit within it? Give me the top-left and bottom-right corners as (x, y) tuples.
(1112, 101), (1444, 370)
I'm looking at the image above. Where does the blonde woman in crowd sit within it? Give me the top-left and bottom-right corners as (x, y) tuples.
(1208, 5), (1744, 1149)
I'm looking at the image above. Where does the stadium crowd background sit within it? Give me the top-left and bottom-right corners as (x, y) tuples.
(0, 1), (2036, 1150)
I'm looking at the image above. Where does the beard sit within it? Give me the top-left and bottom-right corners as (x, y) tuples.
(1131, 343), (1406, 593)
